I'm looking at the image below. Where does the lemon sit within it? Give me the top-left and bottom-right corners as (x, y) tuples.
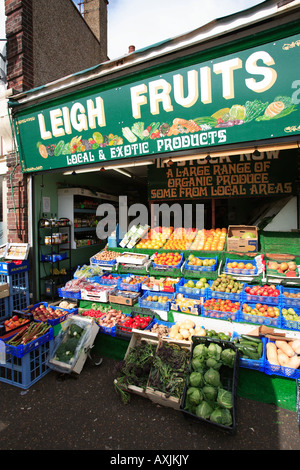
(211, 108), (230, 120)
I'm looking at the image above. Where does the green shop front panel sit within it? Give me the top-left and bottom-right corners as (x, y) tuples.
(13, 33), (300, 174)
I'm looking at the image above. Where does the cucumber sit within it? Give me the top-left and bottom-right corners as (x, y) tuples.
(239, 346), (261, 360)
(54, 140), (65, 156)
(241, 334), (262, 344)
(239, 339), (260, 347)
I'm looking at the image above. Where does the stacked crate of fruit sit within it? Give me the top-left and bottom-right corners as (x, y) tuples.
(241, 283), (281, 327)
(203, 274), (244, 321)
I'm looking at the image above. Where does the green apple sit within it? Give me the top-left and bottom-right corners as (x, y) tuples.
(186, 280), (195, 288)
(196, 281), (204, 288)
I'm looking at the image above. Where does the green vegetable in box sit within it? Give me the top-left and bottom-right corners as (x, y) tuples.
(183, 339), (237, 428)
(195, 401), (214, 420)
(186, 387), (203, 407)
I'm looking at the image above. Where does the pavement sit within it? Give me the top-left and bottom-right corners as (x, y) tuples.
(0, 354), (300, 453)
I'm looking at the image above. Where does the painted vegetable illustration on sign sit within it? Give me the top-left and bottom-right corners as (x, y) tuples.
(36, 94), (297, 156)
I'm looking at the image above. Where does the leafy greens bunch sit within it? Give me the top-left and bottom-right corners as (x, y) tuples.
(148, 342), (190, 400)
(55, 322), (85, 364)
(114, 340), (156, 403)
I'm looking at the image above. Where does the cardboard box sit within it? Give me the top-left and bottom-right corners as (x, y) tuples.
(227, 225), (258, 253)
(48, 316), (99, 375)
(109, 289), (140, 306)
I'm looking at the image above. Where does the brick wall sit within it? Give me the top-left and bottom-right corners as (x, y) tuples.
(5, 0), (33, 92)
(5, 0), (32, 243)
(4, 0), (109, 244)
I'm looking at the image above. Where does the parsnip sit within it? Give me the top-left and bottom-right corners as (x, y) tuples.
(266, 342), (280, 366)
(275, 340), (294, 357)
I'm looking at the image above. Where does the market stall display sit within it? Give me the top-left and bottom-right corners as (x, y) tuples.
(3, 222), (300, 419)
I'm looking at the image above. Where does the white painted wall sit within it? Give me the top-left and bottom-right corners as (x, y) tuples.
(264, 197), (298, 231)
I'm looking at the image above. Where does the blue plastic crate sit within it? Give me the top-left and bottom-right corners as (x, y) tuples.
(176, 278), (208, 298)
(208, 281), (243, 302)
(264, 339), (300, 379)
(58, 288), (81, 300)
(0, 260), (29, 275)
(115, 312), (155, 340)
(117, 275), (149, 292)
(152, 253), (184, 270)
(139, 291), (175, 311)
(41, 252), (67, 262)
(281, 305), (300, 331)
(4, 326), (54, 358)
(232, 332), (266, 372)
(224, 258), (258, 276)
(94, 273), (125, 286)
(0, 270), (30, 312)
(239, 301), (281, 327)
(97, 313), (131, 337)
(151, 318), (175, 330)
(170, 295), (202, 315)
(243, 284), (281, 306)
(0, 338), (53, 389)
(0, 296), (10, 320)
(22, 302), (77, 327)
(146, 318), (175, 337)
(183, 256), (218, 272)
(201, 304), (240, 322)
(90, 256), (117, 267)
(281, 287), (300, 308)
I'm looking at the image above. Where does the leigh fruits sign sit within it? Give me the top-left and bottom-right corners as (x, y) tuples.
(13, 34), (300, 173)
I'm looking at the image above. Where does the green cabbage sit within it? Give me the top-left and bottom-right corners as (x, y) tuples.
(192, 356), (205, 371)
(221, 348), (236, 368)
(204, 368), (221, 387)
(217, 388), (233, 409)
(195, 401), (214, 420)
(210, 407), (232, 426)
(193, 344), (207, 359)
(186, 387), (203, 407)
(189, 371), (203, 388)
(206, 357), (222, 370)
(207, 342), (222, 361)
(202, 384), (217, 402)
